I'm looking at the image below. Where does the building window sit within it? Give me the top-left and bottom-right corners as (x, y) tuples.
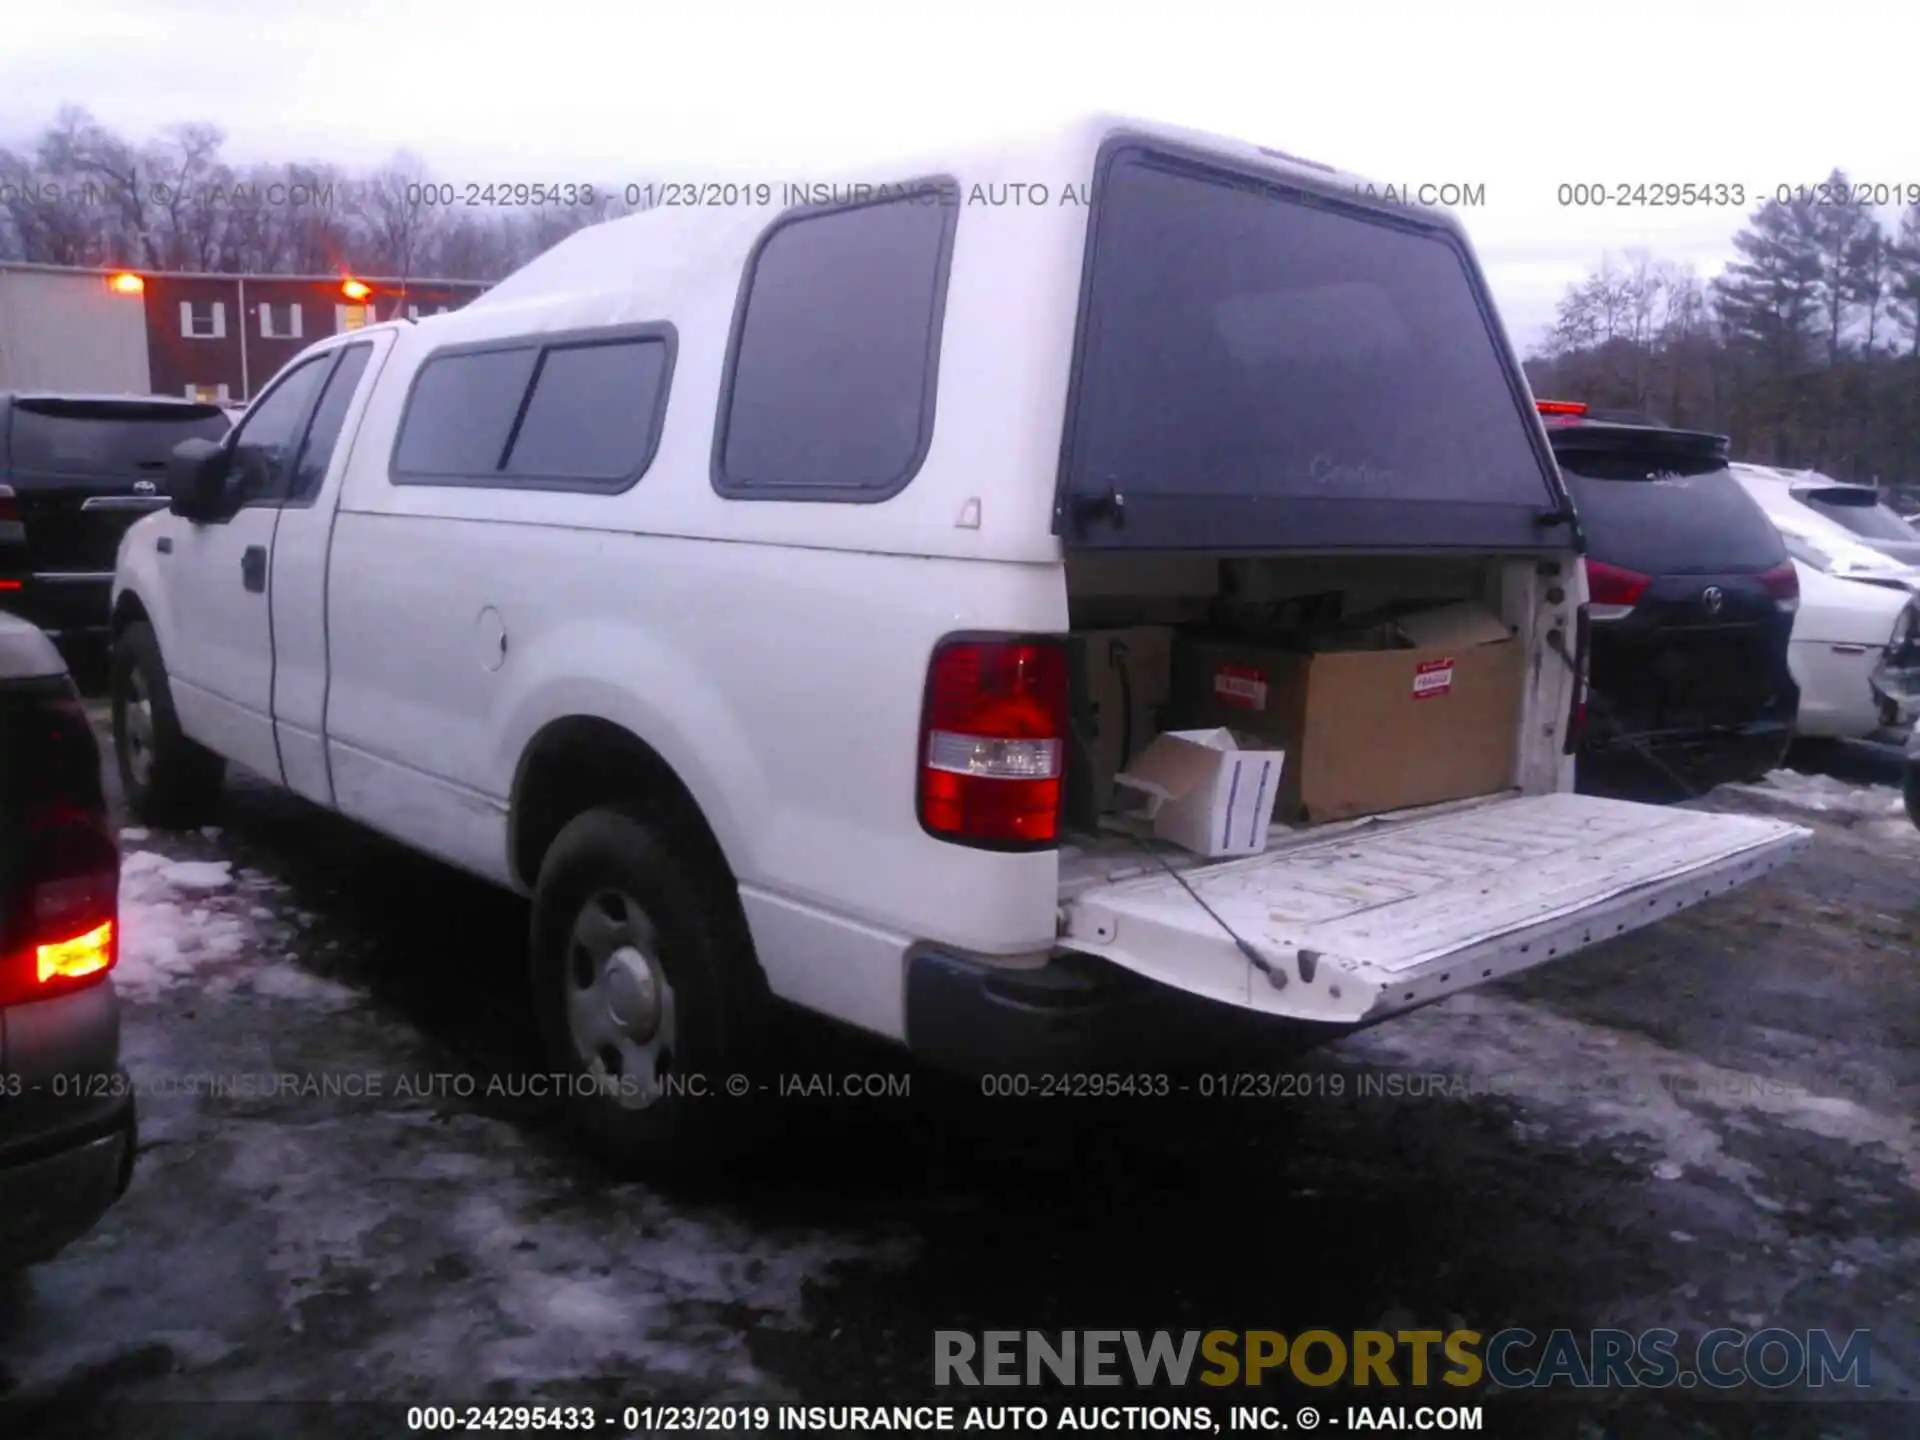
(260, 302), (304, 339)
(180, 300), (227, 339)
(336, 303), (375, 332)
(406, 303), (450, 320)
(184, 382), (231, 402)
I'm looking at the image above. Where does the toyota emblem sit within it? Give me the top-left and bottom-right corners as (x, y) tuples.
(133, 479), (157, 494)
(1701, 585), (1725, 616)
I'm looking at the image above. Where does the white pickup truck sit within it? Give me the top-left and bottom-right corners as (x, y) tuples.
(110, 115), (1810, 1172)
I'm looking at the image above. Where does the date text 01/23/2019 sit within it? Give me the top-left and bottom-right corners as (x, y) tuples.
(1556, 180), (1920, 207)
(977, 1072), (1350, 1099)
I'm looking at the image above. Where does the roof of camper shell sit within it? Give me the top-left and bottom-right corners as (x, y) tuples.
(465, 113), (1471, 323)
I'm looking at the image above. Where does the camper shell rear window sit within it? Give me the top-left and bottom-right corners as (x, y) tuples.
(1056, 143), (1566, 552)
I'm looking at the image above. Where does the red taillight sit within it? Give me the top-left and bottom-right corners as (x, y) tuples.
(1757, 560), (1800, 614)
(918, 636), (1069, 848)
(0, 860), (119, 1005)
(1536, 399), (1589, 417)
(1583, 557), (1651, 610)
(0, 491), (18, 523)
(0, 581), (20, 591)
(37, 920), (115, 985)
(0, 696), (120, 1006)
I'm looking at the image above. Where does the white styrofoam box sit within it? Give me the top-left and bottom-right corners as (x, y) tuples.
(1112, 727), (1286, 858)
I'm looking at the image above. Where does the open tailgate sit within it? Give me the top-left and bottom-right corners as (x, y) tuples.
(1059, 793), (1810, 1025)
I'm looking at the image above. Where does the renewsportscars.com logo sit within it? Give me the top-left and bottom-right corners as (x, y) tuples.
(934, 1328), (1875, 1392)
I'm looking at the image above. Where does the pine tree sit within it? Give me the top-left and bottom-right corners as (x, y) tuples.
(1711, 192), (1823, 373)
(1887, 202), (1920, 360)
(1807, 168), (1880, 362)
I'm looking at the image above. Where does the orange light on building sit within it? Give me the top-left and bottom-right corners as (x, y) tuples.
(108, 271), (145, 296)
(340, 278), (371, 301)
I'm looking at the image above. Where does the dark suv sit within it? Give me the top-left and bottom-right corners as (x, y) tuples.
(0, 613), (135, 1270)
(0, 394), (232, 670)
(1540, 401), (1801, 794)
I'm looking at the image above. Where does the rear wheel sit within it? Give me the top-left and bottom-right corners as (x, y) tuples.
(528, 806), (763, 1176)
(111, 622), (224, 827)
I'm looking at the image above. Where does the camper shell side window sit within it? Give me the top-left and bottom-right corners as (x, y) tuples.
(712, 179), (959, 503)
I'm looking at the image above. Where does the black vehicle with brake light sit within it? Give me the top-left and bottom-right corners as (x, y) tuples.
(1539, 401), (1801, 796)
(0, 612), (136, 1270)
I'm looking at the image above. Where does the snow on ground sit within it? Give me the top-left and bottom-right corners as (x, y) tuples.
(1722, 768), (1918, 848)
(4, 839), (919, 1407)
(1337, 990), (1918, 1203)
(115, 850), (351, 1004)
(1726, 768), (1907, 818)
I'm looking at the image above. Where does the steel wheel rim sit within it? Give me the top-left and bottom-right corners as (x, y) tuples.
(123, 668), (155, 788)
(564, 888), (676, 1112)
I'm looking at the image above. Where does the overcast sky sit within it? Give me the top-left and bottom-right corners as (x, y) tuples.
(6, 0), (1917, 350)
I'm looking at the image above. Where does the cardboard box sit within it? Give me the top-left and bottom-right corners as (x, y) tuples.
(1172, 604), (1522, 824)
(1113, 728), (1287, 858)
(1064, 626), (1173, 829)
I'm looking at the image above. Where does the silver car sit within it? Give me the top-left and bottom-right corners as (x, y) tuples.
(0, 613), (135, 1269)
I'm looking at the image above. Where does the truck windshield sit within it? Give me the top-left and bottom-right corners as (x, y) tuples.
(7, 399), (230, 482)
(1059, 146), (1561, 550)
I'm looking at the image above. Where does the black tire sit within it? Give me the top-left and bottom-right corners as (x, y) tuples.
(111, 621), (225, 828)
(528, 805), (765, 1177)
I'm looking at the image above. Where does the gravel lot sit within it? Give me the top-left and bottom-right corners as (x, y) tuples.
(2, 720), (1915, 1439)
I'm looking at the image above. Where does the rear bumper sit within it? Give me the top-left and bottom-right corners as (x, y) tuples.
(0, 1081), (136, 1269)
(0, 572), (114, 641)
(1579, 719), (1793, 791)
(904, 946), (1335, 1075)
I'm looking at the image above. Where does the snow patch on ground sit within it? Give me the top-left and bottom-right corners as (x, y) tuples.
(1726, 768), (1906, 818)
(116, 850), (349, 1005)
(247, 966), (360, 1005)
(1337, 991), (1920, 1202)
(116, 852), (250, 1002)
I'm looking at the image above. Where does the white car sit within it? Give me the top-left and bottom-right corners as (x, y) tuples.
(1733, 464), (1920, 568)
(1731, 464), (1920, 740)
(108, 114), (1812, 1174)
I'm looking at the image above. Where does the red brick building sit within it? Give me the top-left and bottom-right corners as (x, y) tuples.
(0, 264), (489, 402)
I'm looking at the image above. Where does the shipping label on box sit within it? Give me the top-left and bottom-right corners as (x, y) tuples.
(1213, 664), (1269, 709)
(1412, 656), (1455, 700)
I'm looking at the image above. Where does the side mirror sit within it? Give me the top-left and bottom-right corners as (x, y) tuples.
(166, 437), (231, 521)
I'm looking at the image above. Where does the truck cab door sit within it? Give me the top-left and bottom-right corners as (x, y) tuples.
(161, 352), (335, 782)
(266, 336), (387, 806)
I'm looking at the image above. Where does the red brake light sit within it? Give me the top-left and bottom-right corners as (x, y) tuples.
(38, 920), (115, 985)
(918, 637), (1068, 848)
(1757, 560), (1800, 614)
(1536, 399), (1589, 417)
(0, 696), (120, 1006)
(1583, 558), (1651, 609)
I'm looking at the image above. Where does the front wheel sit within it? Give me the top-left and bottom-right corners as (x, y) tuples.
(528, 806), (764, 1177)
(111, 621), (225, 828)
